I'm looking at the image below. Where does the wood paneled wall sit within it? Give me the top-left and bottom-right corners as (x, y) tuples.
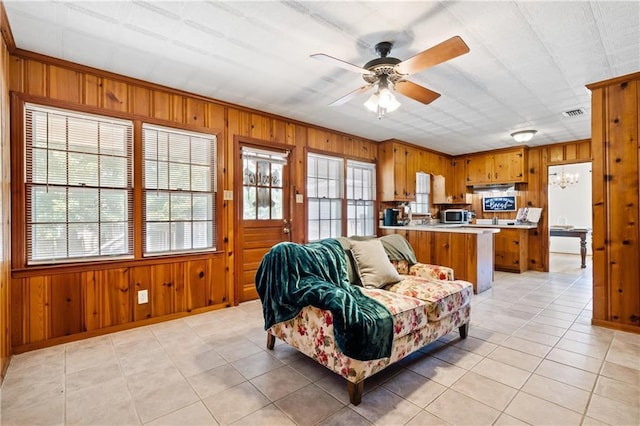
(7, 52), (379, 352)
(588, 72), (640, 332)
(0, 11), (11, 380)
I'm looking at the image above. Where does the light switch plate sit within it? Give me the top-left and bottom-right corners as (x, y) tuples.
(223, 190), (233, 200)
(296, 194), (304, 203)
(137, 290), (148, 304)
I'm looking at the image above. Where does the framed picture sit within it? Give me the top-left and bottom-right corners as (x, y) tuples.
(483, 195), (517, 212)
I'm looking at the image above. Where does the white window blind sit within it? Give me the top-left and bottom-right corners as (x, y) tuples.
(25, 104), (133, 263)
(347, 160), (376, 237)
(307, 153), (343, 241)
(143, 124), (217, 255)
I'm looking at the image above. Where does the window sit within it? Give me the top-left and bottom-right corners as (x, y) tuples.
(411, 172), (430, 215)
(346, 160), (376, 236)
(242, 147), (287, 220)
(307, 153), (342, 241)
(307, 153), (377, 242)
(143, 124), (217, 255)
(25, 104), (133, 263)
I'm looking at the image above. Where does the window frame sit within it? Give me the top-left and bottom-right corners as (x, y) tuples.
(23, 102), (135, 265)
(411, 172), (431, 215)
(306, 151), (377, 242)
(346, 159), (376, 237)
(306, 152), (344, 242)
(142, 123), (218, 257)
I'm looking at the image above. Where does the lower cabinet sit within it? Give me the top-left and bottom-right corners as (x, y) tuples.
(381, 229), (494, 294)
(494, 228), (529, 273)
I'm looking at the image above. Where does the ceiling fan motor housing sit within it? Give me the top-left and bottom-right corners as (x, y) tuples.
(363, 42), (403, 84)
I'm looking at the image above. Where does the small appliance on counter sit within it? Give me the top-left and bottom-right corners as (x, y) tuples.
(441, 209), (469, 224)
(384, 208), (400, 226)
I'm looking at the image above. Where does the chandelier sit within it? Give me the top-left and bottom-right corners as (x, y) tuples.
(550, 167), (579, 189)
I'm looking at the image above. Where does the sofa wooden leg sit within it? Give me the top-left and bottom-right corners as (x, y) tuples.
(266, 333), (275, 350)
(347, 381), (363, 405)
(459, 323), (469, 339)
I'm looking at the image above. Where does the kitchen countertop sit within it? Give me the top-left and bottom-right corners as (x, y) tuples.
(380, 225), (500, 234)
(465, 223), (538, 230)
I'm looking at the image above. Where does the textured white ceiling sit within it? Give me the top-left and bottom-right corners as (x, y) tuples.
(4, 1), (639, 155)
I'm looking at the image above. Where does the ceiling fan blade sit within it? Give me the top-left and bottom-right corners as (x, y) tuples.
(329, 85), (373, 106)
(310, 53), (372, 74)
(394, 80), (441, 105)
(394, 36), (470, 75)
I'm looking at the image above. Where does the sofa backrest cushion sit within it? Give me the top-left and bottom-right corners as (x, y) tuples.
(335, 237), (361, 286)
(350, 238), (402, 288)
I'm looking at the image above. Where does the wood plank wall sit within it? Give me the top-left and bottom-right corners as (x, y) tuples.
(6, 51), (381, 353)
(0, 13), (11, 380)
(588, 72), (640, 332)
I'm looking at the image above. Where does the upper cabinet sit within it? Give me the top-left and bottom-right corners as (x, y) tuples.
(379, 141), (422, 201)
(465, 147), (528, 185)
(451, 158), (469, 202)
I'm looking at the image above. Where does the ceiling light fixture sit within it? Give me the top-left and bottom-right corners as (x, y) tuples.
(364, 75), (400, 119)
(550, 167), (579, 189)
(510, 130), (537, 143)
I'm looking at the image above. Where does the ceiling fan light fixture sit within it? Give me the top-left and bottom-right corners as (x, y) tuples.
(379, 87), (401, 112)
(363, 76), (401, 118)
(364, 92), (380, 112)
(510, 129), (537, 143)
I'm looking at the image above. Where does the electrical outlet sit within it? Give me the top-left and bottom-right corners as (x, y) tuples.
(137, 289), (148, 304)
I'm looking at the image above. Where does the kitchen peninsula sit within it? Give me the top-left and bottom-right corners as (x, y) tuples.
(466, 222), (539, 273)
(379, 225), (499, 293)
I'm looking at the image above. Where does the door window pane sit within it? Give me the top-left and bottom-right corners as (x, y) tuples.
(241, 147), (288, 221)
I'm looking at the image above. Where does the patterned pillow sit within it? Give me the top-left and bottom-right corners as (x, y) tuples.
(390, 259), (410, 275)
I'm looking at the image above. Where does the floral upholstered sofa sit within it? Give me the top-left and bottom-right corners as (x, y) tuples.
(255, 235), (472, 405)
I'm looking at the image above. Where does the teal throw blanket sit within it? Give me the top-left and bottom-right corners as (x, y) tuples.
(255, 239), (393, 360)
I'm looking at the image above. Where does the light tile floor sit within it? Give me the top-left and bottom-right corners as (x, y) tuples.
(2, 254), (639, 425)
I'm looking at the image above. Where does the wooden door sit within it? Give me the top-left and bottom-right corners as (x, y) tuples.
(236, 144), (292, 302)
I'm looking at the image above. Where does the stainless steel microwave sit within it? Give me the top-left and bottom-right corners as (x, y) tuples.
(442, 209), (469, 224)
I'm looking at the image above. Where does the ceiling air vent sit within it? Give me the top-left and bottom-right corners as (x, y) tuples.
(562, 108), (585, 118)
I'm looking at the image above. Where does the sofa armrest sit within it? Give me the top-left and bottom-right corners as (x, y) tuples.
(409, 263), (455, 281)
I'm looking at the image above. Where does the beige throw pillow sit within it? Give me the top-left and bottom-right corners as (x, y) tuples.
(350, 239), (402, 288)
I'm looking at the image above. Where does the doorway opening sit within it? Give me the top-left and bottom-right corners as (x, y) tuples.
(548, 162), (592, 273)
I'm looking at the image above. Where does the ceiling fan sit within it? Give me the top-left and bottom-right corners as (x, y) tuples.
(311, 36), (469, 117)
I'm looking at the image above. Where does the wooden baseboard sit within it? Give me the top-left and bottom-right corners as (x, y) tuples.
(11, 302), (230, 354)
(591, 319), (640, 334)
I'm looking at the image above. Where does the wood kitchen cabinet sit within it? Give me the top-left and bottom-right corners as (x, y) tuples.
(465, 147), (528, 186)
(379, 141), (421, 201)
(451, 158), (469, 202)
(494, 228), (529, 273)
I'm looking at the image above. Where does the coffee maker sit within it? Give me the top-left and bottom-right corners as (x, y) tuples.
(383, 208), (400, 226)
